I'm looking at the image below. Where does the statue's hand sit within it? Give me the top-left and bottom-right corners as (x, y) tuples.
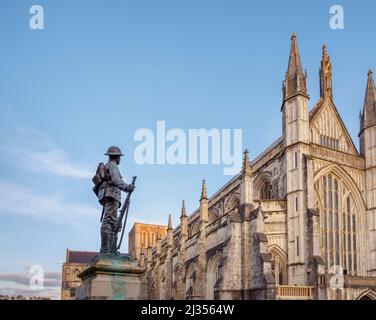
(127, 184), (136, 192)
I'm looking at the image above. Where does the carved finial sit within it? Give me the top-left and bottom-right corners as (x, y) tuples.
(369, 69), (374, 77)
(201, 179), (208, 200)
(168, 214), (173, 230)
(322, 44), (330, 62)
(320, 44), (333, 99)
(242, 149), (252, 175)
(181, 200), (187, 218)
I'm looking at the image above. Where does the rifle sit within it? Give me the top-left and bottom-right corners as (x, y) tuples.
(100, 206), (105, 222)
(112, 176), (137, 253)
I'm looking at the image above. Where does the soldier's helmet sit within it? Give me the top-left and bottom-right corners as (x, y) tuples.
(105, 146), (124, 156)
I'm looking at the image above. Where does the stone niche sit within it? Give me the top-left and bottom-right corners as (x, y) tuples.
(75, 253), (146, 300)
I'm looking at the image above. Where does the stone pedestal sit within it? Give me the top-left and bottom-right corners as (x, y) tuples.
(75, 253), (146, 300)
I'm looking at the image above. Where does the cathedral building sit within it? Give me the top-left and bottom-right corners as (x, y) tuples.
(128, 223), (168, 261)
(61, 249), (98, 300)
(138, 33), (376, 300)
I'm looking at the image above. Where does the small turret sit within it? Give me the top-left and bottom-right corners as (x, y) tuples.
(359, 70), (376, 155)
(360, 70), (376, 134)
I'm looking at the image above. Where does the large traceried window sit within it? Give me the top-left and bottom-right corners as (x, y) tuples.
(316, 173), (359, 275)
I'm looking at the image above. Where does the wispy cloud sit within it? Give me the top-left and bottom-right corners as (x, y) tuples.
(0, 181), (98, 226)
(20, 148), (91, 179)
(0, 127), (92, 179)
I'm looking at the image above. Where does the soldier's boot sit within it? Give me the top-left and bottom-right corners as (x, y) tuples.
(108, 232), (113, 253)
(100, 230), (110, 253)
(109, 231), (118, 254)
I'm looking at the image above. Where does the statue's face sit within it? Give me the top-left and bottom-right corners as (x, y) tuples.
(109, 156), (121, 164)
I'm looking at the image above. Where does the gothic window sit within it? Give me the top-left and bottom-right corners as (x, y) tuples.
(173, 236), (180, 248)
(294, 152), (298, 169)
(208, 209), (220, 224)
(225, 196), (240, 214)
(188, 224), (193, 238)
(296, 237), (299, 256)
(316, 173), (359, 274)
(344, 196), (358, 273)
(320, 134), (339, 150)
(188, 220), (200, 237)
(260, 180), (272, 200)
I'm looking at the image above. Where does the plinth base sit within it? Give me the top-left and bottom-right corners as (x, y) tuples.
(75, 253), (146, 300)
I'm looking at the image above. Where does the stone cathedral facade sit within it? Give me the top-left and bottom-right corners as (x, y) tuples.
(138, 34), (376, 300)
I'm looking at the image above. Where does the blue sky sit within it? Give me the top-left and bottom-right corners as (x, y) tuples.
(0, 0), (375, 298)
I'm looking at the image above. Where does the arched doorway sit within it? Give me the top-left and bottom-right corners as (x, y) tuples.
(185, 263), (196, 300)
(206, 252), (223, 299)
(356, 290), (376, 300)
(269, 245), (288, 285)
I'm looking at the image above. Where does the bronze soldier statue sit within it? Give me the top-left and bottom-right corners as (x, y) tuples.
(97, 146), (135, 254)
